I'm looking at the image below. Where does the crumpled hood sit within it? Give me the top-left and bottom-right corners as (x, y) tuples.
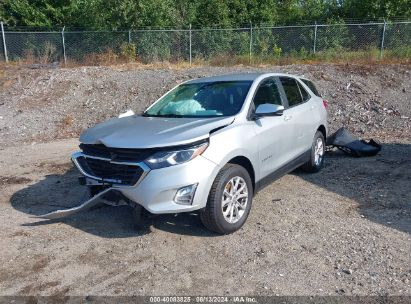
(80, 115), (235, 148)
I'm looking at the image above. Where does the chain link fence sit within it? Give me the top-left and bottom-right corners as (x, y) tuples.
(0, 21), (410, 65)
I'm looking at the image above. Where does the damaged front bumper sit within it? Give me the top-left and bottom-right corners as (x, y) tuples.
(34, 187), (113, 219)
(35, 151), (150, 220)
(35, 149), (220, 220)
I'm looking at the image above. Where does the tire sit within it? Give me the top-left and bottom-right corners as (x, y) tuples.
(200, 164), (253, 234)
(302, 130), (325, 173)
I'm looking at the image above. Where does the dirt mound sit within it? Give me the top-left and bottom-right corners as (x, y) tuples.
(0, 64), (410, 148)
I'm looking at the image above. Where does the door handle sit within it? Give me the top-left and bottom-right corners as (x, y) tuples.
(284, 115), (292, 121)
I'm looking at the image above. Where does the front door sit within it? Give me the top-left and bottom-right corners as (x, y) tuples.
(279, 76), (315, 159)
(251, 77), (294, 179)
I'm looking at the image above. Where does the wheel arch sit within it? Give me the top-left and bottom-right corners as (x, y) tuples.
(227, 156), (256, 192)
(317, 124), (326, 139)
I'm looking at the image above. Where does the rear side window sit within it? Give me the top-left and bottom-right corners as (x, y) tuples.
(298, 82), (310, 102)
(301, 79), (321, 97)
(279, 77), (303, 107)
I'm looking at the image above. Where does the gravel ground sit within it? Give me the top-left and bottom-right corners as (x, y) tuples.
(0, 63), (410, 297)
(0, 139), (409, 296)
(0, 63), (410, 148)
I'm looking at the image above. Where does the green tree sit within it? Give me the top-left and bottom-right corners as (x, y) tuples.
(1, 0), (410, 29)
(194, 0), (231, 27)
(340, 0), (411, 20)
(0, 0), (75, 26)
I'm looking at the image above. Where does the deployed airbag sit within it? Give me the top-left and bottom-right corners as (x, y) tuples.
(328, 127), (381, 157)
(161, 99), (205, 115)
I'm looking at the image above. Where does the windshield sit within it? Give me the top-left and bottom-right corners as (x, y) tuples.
(144, 81), (252, 118)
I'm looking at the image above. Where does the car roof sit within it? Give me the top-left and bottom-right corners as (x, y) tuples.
(185, 72), (302, 84)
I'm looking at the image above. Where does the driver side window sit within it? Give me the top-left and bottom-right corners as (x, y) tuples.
(252, 78), (282, 111)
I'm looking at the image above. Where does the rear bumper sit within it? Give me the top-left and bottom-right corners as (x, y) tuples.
(72, 152), (220, 214)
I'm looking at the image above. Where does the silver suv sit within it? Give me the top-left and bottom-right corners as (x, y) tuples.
(43, 73), (328, 234)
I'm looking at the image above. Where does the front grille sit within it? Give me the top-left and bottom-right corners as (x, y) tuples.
(80, 144), (153, 162)
(77, 156), (144, 186)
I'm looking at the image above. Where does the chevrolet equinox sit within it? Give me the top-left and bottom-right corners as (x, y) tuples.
(40, 73), (328, 234)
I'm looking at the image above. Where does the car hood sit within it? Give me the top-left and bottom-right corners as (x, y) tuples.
(80, 115), (235, 148)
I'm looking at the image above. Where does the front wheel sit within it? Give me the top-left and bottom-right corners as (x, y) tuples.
(200, 164), (253, 234)
(302, 130), (325, 173)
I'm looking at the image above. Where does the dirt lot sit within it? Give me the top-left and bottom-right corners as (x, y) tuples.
(0, 64), (410, 296)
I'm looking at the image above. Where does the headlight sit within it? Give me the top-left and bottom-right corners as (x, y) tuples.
(145, 142), (208, 169)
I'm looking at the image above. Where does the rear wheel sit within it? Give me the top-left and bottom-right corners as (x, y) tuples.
(302, 130), (325, 173)
(200, 164), (253, 234)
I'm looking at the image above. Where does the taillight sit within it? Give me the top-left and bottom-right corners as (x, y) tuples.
(323, 99), (328, 109)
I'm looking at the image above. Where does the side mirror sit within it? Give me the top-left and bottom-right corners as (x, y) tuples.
(253, 104), (284, 119)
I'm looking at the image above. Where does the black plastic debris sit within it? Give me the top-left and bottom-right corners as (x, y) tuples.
(327, 127), (382, 157)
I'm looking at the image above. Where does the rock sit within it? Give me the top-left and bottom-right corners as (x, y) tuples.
(342, 268), (353, 275)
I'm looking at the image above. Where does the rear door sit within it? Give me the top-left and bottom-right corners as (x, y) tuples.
(250, 77), (294, 179)
(279, 77), (316, 159)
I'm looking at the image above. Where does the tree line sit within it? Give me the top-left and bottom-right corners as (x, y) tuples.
(1, 0), (410, 29)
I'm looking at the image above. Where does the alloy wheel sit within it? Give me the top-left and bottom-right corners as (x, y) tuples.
(314, 137), (324, 166)
(221, 176), (248, 224)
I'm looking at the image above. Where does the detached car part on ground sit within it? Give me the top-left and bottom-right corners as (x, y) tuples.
(328, 127), (381, 157)
(37, 73), (328, 234)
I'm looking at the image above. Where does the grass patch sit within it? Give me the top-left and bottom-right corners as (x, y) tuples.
(1, 46), (410, 68)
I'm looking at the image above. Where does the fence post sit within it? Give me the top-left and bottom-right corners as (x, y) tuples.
(61, 26), (67, 65)
(249, 22), (253, 64)
(380, 19), (387, 59)
(189, 24), (192, 66)
(313, 21), (317, 54)
(1, 22), (8, 63)
(128, 30), (131, 43)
